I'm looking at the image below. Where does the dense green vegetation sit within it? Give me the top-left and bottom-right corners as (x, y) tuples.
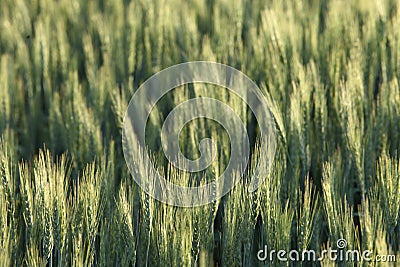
(0, 0), (399, 266)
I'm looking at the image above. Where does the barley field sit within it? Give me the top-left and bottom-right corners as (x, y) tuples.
(0, 0), (399, 266)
